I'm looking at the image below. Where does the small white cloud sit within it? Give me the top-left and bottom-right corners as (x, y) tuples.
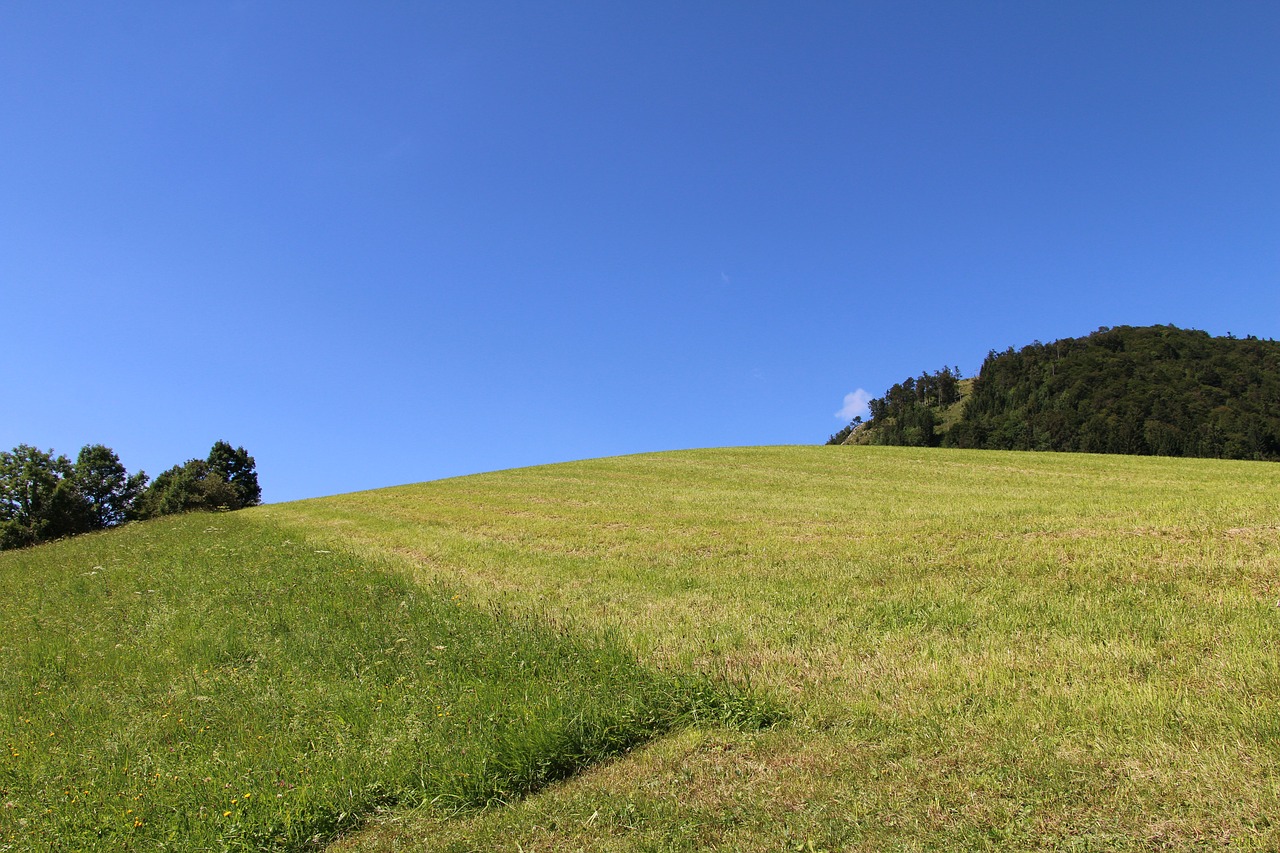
(836, 389), (872, 421)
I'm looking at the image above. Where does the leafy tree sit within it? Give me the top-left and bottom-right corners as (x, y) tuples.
(0, 445), (84, 549)
(134, 441), (261, 519)
(134, 460), (227, 518)
(1, 438), (260, 549)
(206, 441), (261, 509)
(74, 444), (148, 528)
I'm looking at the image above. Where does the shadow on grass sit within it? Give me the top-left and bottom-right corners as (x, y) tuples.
(0, 513), (781, 851)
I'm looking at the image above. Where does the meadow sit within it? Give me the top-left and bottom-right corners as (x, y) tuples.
(5, 445), (1280, 850)
(270, 446), (1280, 851)
(0, 509), (771, 851)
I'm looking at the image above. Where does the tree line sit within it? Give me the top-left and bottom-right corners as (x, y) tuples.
(831, 325), (1280, 461)
(0, 440), (260, 550)
(827, 366), (963, 448)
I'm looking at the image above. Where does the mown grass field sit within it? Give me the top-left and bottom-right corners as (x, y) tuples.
(267, 446), (1280, 851)
(5, 445), (1280, 850)
(0, 506), (771, 851)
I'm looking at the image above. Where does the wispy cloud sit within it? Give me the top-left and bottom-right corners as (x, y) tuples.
(836, 389), (872, 421)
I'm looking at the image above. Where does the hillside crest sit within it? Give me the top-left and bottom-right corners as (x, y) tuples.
(832, 324), (1280, 461)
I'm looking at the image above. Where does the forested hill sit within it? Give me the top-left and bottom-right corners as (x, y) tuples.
(832, 325), (1280, 461)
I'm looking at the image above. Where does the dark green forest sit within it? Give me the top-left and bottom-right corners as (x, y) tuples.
(831, 325), (1280, 461)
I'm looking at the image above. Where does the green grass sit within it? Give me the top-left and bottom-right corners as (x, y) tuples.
(264, 446), (1280, 851)
(7, 445), (1280, 850)
(0, 512), (775, 851)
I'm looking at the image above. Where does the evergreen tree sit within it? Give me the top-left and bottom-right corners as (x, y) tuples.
(840, 325), (1280, 464)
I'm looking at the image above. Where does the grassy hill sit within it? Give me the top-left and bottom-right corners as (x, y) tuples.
(7, 446), (1280, 850)
(0, 498), (771, 850)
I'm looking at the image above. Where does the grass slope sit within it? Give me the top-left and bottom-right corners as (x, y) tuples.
(0, 512), (772, 851)
(259, 445), (1280, 851)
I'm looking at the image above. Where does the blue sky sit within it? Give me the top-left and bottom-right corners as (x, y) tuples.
(3, 2), (1278, 502)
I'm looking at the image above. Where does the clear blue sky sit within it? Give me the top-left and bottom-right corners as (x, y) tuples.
(3, 2), (1278, 502)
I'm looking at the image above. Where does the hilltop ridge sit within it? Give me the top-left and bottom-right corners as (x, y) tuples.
(833, 324), (1280, 460)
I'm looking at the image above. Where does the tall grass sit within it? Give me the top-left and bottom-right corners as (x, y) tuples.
(0, 513), (775, 851)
